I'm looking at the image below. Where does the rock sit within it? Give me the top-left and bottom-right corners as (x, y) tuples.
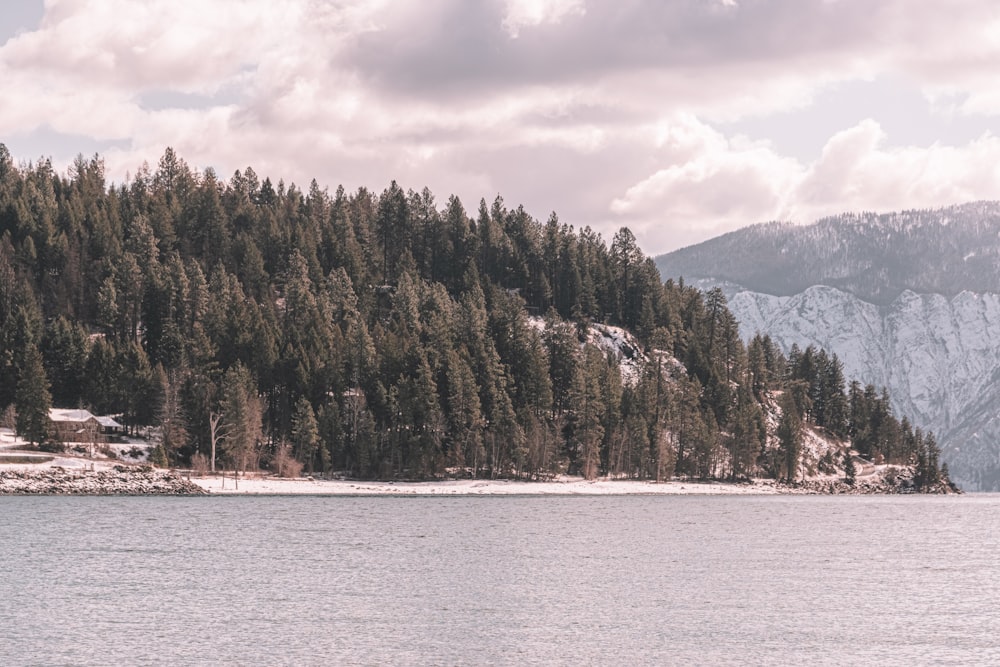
(0, 467), (208, 495)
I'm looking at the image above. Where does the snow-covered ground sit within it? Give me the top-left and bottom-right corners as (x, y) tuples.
(586, 322), (645, 385)
(0, 427), (151, 470)
(193, 474), (785, 495)
(1, 429), (917, 495)
(527, 316), (668, 386)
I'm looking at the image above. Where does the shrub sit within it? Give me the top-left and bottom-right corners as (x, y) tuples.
(149, 444), (168, 468)
(272, 443), (303, 478)
(39, 440), (66, 453)
(191, 452), (209, 475)
(818, 450), (837, 475)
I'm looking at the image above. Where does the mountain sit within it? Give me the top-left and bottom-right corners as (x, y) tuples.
(657, 201), (1000, 304)
(656, 202), (1000, 490)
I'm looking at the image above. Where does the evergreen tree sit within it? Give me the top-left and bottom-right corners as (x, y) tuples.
(777, 393), (802, 483)
(41, 316), (89, 407)
(15, 344), (52, 447)
(843, 451), (857, 485)
(0, 144), (942, 488)
(290, 395), (320, 473)
(220, 363), (263, 474)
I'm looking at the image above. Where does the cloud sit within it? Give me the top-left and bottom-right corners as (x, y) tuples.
(502, 0), (586, 38)
(2, 1), (286, 92)
(3, 0), (1000, 256)
(613, 117), (1000, 252)
(793, 121), (1000, 216)
(611, 115), (802, 249)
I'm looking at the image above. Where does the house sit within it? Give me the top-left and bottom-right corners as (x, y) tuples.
(48, 409), (123, 443)
(95, 415), (123, 436)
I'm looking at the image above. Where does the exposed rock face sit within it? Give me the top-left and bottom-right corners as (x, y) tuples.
(720, 285), (1000, 491)
(0, 466), (208, 495)
(656, 203), (1000, 491)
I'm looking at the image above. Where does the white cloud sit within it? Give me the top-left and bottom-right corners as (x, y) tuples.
(611, 115), (802, 249)
(502, 0), (586, 38)
(613, 117), (1000, 252)
(3, 0), (1000, 256)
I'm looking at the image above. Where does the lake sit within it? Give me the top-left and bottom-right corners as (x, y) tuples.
(1, 495), (997, 666)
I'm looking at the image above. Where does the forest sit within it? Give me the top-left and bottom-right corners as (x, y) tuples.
(0, 146), (947, 488)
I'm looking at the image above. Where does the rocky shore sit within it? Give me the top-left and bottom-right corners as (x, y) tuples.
(0, 465), (208, 495)
(788, 470), (959, 495)
(0, 462), (958, 496)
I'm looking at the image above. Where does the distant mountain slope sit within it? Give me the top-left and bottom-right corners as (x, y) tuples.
(727, 286), (1000, 490)
(654, 202), (1000, 491)
(656, 202), (1000, 305)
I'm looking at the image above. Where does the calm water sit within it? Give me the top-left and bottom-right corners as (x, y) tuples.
(1, 495), (998, 666)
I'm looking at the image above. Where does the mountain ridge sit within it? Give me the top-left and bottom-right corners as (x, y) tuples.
(656, 201), (1000, 305)
(656, 202), (1000, 490)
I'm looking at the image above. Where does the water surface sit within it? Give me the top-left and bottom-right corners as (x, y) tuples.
(1, 495), (996, 665)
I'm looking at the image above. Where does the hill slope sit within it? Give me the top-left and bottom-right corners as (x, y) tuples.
(657, 201), (1000, 305)
(0, 146), (946, 490)
(656, 203), (1000, 490)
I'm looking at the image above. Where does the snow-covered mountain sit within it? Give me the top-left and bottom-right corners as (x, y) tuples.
(656, 203), (1000, 490)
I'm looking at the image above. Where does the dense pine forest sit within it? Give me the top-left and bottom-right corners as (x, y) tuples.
(0, 146), (948, 487)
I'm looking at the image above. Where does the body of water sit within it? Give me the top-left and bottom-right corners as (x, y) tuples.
(1, 494), (997, 665)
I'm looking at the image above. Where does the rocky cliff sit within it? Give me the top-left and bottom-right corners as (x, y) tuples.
(724, 285), (1000, 489)
(656, 203), (1000, 491)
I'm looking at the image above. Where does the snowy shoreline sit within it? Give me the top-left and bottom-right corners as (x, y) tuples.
(191, 475), (787, 495)
(191, 473), (941, 496)
(0, 466), (953, 496)
(0, 466), (206, 495)
(0, 427), (952, 496)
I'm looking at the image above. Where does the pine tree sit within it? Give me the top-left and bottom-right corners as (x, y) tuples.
(843, 451), (857, 485)
(729, 385), (761, 481)
(15, 344), (52, 447)
(0, 145), (945, 488)
(158, 367), (188, 466)
(290, 395), (320, 473)
(41, 316), (89, 406)
(777, 393), (802, 483)
(220, 363), (263, 474)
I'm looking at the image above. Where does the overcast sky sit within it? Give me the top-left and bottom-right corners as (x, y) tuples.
(3, 0), (1000, 254)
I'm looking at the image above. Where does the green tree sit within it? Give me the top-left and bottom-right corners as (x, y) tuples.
(220, 363), (264, 474)
(41, 316), (90, 406)
(158, 367), (188, 466)
(777, 393), (802, 483)
(567, 345), (607, 480)
(729, 385), (762, 481)
(291, 395), (320, 473)
(843, 451), (857, 485)
(15, 344), (52, 446)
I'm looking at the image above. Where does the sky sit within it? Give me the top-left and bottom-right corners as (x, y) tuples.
(3, 0), (1000, 255)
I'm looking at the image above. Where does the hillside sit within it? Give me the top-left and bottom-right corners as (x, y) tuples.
(0, 146), (948, 490)
(657, 203), (1000, 490)
(656, 202), (1000, 305)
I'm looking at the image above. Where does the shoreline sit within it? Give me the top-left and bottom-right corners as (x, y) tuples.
(0, 465), (206, 495)
(191, 475), (787, 496)
(190, 473), (946, 496)
(0, 454), (955, 495)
